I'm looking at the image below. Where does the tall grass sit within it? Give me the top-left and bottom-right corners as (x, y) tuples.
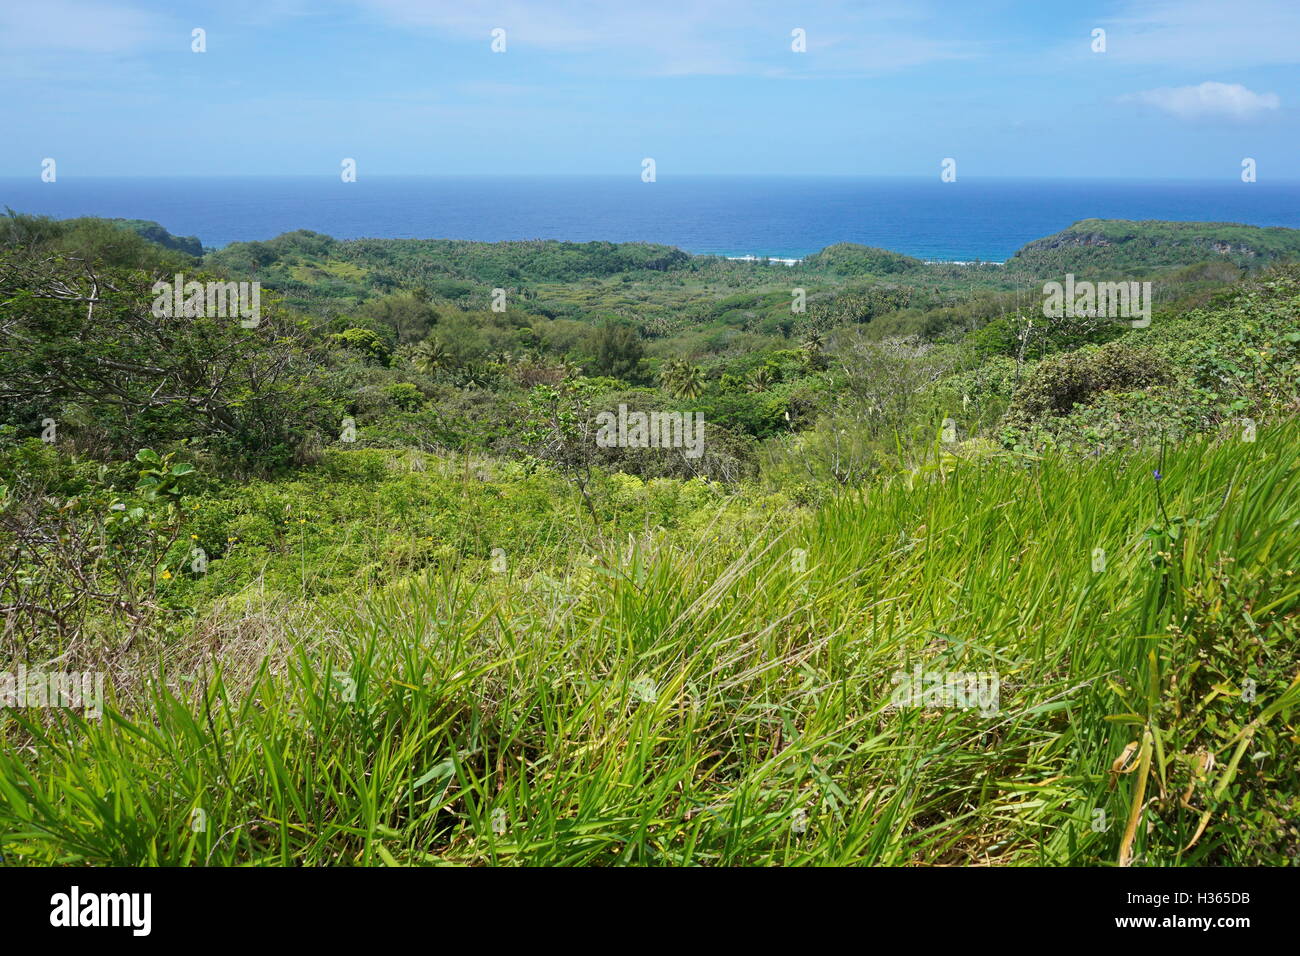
(2, 421), (1297, 866)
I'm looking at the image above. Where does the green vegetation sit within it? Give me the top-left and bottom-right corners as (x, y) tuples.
(2, 424), (1296, 865)
(1, 210), (1297, 866)
(1006, 219), (1300, 275)
(802, 242), (924, 275)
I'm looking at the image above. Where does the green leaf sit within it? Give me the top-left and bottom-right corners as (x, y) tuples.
(411, 758), (456, 791)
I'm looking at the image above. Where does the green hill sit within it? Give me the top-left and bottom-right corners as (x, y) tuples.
(802, 242), (924, 275)
(1006, 218), (1300, 275)
(112, 218), (205, 256)
(3, 208), (1299, 867)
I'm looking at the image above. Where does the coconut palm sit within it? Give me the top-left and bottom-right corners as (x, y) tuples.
(658, 359), (686, 393)
(411, 339), (449, 375)
(660, 361), (704, 399)
(458, 362), (491, 390)
(746, 366), (775, 392)
(801, 329), (828, 370)
(678, 365), (705, 399)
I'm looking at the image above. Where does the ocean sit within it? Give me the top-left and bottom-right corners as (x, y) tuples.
(3, 175), (1298, 262)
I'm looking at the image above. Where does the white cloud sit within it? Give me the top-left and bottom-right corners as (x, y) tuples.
(0, 0), (159, 54)
(1103, 0), (1300, 69)
(349, 0), (975, 77)
(1122, 81), (1280, 120)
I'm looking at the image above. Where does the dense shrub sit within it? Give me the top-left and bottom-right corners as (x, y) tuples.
(383, 382), (425, 411)
(331, 327), (391, 365)
(1005, 342), (1173, 423)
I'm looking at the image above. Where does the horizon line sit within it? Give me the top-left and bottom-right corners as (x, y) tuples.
(3, 173), (1299, 184)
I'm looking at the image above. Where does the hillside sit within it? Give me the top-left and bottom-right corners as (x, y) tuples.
(2, 210), (1299, 866)
(2, 416), (1296, 866)
(1006, 218), (1300, 275)
(801, 242), (924, 275)
(113, 218), (205, 257)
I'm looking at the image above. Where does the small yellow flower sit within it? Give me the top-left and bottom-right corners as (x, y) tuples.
(161, 570), (172, 580)
(190, 534), (198, 540)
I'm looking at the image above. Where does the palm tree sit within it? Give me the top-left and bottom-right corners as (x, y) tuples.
(411, 339), (449, 375)
(801, 329), (828, 370)
(675, 364), (705, 399)
(746, 366), (775, 392)
(459, 362), (490, 390)
(658, 359), (686, 393)
(658, 360), (705, 398)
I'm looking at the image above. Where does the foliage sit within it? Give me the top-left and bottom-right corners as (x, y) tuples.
(1004, 342), (1174, 424)
(0, 251), (333, 475)
(331, 327), (392, 365)
(3, 213), (1300, 867)
(590, 320), (647, 383)
(0, 444), (196, 652)
(1006, 218), (1300, 275)
(2, 422), (1296, 865)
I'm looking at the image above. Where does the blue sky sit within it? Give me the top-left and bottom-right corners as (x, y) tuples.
(1, 0), (1296, 179)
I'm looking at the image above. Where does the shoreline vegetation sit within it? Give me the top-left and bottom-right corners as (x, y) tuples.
(1, 209), (1298, 866)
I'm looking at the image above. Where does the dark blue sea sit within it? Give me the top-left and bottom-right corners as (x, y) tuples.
(3, 176), (1298, 262)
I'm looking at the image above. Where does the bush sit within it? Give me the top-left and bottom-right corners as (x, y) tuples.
(383, 382), (425, 411)
(1006, 342), (1173, 424)
(331, 327), (391, 365)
